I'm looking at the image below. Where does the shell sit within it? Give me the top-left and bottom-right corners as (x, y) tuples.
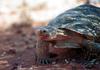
(41, 4), (100, 37)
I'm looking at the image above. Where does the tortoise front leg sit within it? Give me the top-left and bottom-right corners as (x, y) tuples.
(35, 40), (52, 64)
(34, 29), (53, 64)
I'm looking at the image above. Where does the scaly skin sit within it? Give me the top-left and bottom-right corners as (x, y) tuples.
(35, 29), (85, 64)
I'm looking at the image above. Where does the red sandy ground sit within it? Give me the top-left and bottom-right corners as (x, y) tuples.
(0, 24), (99, 70)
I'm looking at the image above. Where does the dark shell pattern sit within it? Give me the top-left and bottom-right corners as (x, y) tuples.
(38, 4), (100, 37)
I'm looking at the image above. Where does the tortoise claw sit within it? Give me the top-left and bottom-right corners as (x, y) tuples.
(36, 58), (52, 64)
(41, 58), (51, 64)
(85, 59), (97, 69)
(85, 63), (94, 69)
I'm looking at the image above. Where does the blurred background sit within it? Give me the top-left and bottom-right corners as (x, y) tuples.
(0, 0), (100, 30)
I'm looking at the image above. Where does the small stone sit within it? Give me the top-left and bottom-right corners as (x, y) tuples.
(65, 59), (69, 64)
(0, 60), (8, 65)
(7, 48), (16, 54)
(52, 61), (56, 64)
(1, 52), (6, 56)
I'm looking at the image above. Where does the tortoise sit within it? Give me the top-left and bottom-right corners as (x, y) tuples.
(35, 4), (100, 67)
